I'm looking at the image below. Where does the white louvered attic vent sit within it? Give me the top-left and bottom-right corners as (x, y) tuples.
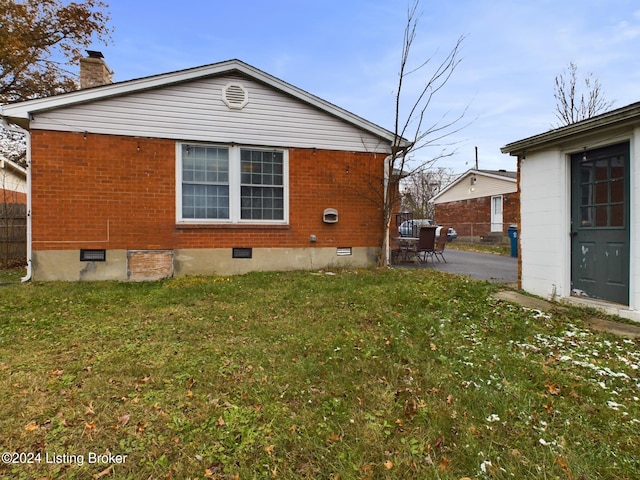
(222, 83), (249, 110)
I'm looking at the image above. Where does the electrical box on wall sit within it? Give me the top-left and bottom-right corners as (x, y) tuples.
(323, 208), (338, 224)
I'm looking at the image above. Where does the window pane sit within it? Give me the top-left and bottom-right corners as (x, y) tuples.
(580, 206), (593, 227)
(595, 182), (608, 204)
(240, 149), (284, 220)
(240, 186), (284, 220)
(611, 178), (624, 203)
(182, 183), (229, 219)
(594, 158), (608, 181)
(595, 205), (608, 227)
(610, 204), (624, 227)
(182, 145), (229, 219)
(182, 145), (228, 184)
(610, 156), (624, 179)
(241, 149), (283, 186)
(581, 184), (593, 207)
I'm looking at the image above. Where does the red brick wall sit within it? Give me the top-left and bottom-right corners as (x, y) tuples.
(0, 189), (26, 204)
(434, 192), (519, 238)
(30, 131), (385, 251)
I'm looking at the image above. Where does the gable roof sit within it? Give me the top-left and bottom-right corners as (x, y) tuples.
(1, 59), (408, 149)
(431, 168), (516, 203)
(0, 155), (27, 178)
(501, 100), (640, 155)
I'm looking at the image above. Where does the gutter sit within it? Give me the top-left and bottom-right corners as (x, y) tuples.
(1, 117), (32, 282)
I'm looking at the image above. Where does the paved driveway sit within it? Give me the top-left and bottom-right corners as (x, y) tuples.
(397, 249), (518, 284)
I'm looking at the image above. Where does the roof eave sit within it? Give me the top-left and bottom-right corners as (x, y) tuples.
(1, 59), (404, 147)
(501, 101), (640, 156)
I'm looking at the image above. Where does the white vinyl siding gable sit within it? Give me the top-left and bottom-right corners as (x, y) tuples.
(433, 173), (516, 204)
(29, 74), (389, 153)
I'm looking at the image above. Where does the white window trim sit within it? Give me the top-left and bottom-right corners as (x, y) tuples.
(490, 194), (503, 232)
(176, 142), (289, 225)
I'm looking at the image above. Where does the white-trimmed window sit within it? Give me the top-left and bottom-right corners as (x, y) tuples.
(177, 143), (288, 224)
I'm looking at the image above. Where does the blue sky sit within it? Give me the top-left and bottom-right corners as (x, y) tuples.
(94, 0), (640, 173)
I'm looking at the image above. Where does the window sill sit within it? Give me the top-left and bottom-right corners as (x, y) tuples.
(175, 223), (290, 231)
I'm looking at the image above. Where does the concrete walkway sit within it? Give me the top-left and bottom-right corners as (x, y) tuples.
(494, 290), (640, 339)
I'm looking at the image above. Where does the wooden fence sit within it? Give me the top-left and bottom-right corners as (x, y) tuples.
(0, 203), (27, 267)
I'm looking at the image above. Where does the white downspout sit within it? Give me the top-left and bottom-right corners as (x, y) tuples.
(1, 118), (32, 282)
(383, 155), (391, 265)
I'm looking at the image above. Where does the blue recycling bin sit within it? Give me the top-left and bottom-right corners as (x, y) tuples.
(507, 225), (518, 257)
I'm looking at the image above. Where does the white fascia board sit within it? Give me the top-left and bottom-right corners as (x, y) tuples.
(0, 155), (26, 176)
(1, 59), (406, 147)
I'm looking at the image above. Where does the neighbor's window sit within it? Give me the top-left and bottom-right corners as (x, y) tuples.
(178, 143), (287, 223)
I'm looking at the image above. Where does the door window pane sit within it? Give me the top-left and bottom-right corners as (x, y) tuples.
(578, 151), (625, 228)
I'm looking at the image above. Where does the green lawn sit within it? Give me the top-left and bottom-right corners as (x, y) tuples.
(0, 269), (638, 479)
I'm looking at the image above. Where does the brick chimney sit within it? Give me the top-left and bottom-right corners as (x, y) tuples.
(79, 50), (113, 89)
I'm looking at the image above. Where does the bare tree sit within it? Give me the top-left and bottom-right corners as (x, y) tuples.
(378, 0), (467, 266)
(400, 167), (456, 219)
(553, 62), (614, 127)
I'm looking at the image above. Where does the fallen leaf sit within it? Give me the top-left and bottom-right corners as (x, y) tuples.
(83, 421), (96, 434)
(430, 343), (437, 351)
(85, 402), (95, 416)
(217, 416), (225, 427)
(186, 389), (194, 398)
(326, 433), (341, 445)
(118, 414), (130, 426)
(384, 460), (393, 470)
(24, 420), (39, 432)
(136, 422), (147, 434)
(446, 395), (454, 404)
(93, 465), (113, 479)
(545, 382), (561, 395)
(438, 456), (450, 471)
(264, 444), (275, 457)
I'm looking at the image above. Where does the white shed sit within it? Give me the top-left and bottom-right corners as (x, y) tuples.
(502, 102), (640, 322)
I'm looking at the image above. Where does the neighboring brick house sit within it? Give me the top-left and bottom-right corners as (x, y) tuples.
(1, 57), (407, 281)
(0, 156), (27, 205)
(432, 169), (518, 241)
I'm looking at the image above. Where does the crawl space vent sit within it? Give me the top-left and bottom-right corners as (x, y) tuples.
(222, 83), (249, 110)
(336, 247), (352, 256)
(80, 249), (106, 262)
(232, 247), (253, 259)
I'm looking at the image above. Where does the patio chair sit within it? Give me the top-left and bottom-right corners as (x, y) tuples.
(412, 226), (437, 263)
(433, 226), (449, 263)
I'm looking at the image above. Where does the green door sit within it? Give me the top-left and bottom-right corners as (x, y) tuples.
(571, 142), (630, 305)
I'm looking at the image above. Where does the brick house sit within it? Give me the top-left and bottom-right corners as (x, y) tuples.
(1, 57), (406, 281)
(432, 169), (518, 242)
(0, 156), (27, 205)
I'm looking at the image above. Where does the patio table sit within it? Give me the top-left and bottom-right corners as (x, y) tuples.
(392, 237), (420, 263)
